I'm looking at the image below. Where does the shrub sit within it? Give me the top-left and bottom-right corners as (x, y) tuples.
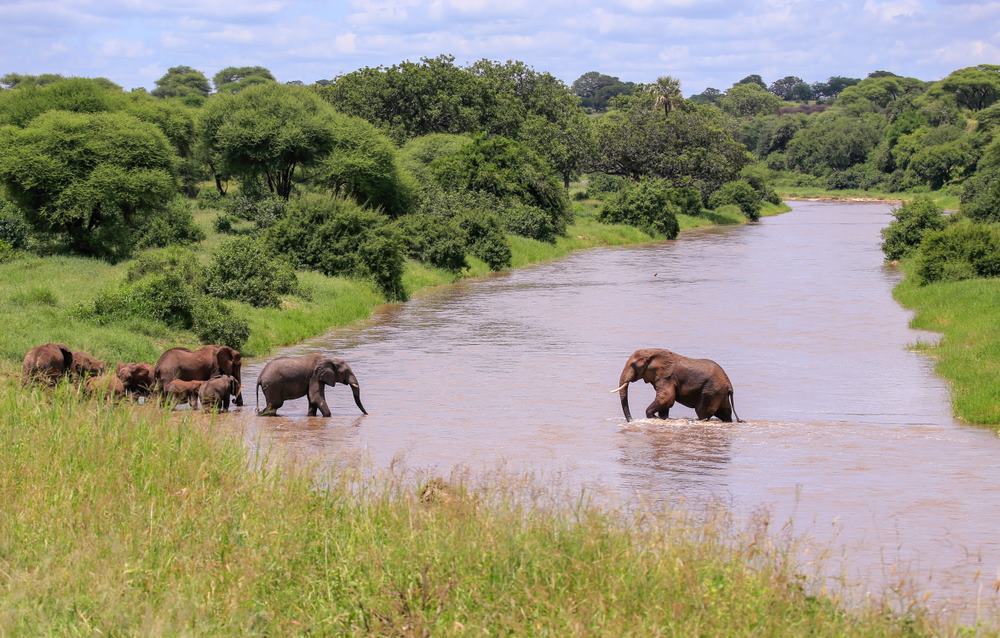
(458, 210), (512, 271)
(708, 180), (762, 221)
(191, 297), (250, 349)
(915, 221), (1000, 285)
(214, 214), (235, 234)
(666, 185), (705, 216)
(0, 199), (29, 249)
(91, 271), (196, 328)
(599, 178), (681, 238)
(960, 167), (1000, 223)
(0, 240), (14, 263)
(195, 187), (224, 209)
(880, 197), (948, 260)
(204, 238), (298, 308)
(739, 165), (781, 205)
(585, 173), (628, 198)
(502, 201), (557, 242)
(825, 164), (882, 191)
(138, 198), (205, 248)
(393, 214), (468, 272)
(267, 194), (407, 300)
(126, 245), (204, 284)
(225, 193), (287, 228)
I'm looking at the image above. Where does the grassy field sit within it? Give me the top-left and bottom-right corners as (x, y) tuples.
(0, 192), (781, 371)
(894, 263), (1000, 426)
(0, 378), (953, 636)
(776, 185), (960, 211)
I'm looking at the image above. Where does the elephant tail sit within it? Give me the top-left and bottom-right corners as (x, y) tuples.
(255, 379), (261, 413)
(729, 390), (744, 423)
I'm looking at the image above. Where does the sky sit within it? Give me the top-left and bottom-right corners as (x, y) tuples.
(1, 0), (998, 94)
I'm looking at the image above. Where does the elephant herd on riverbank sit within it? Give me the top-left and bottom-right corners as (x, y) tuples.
(22, 342), (740, 422)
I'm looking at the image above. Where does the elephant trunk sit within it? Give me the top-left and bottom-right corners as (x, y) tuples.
(348, 374), (367, 415)
(618, 365), (635, 422)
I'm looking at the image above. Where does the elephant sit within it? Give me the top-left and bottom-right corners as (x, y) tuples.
(22, 343), (73, 385)
(256, 354), (367, 417)
(69, 350), (105, 379)
(613, 348), (743, 423)
(199, 375), (240, 412)
(116, 363), (155, 397)
(155, 345), (244, 406)
(164, 379), (203, 409)
(85, 373), (126, 399)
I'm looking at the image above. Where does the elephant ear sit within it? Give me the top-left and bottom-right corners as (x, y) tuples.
(58, 346), (73, 373)
(115, 363), (132, 383)
(214, 347), (233, 376)
(314, 360), (332, 385)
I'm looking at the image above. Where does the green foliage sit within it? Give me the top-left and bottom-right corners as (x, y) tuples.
(195, 187), (224, 209)
(200, 83), (336, 199)
(939, 64), (1000, 111)
(430, 134), (570, 235)
(880, 197), (948, 260)
(739, 164), (781, 204)
(906, 137), (975, 189)
(960, 167), (1000, 223)
(318, 112), (417, 217)
(137, 198), (205, 249)
(224, 192), (287, 228)
(267, 193), (406, 300)
(0, 240), (14, 264)
(585, 173), (628, 198)
(786, 112), (884, 175)
(151, 66), (211, 105)
(204, 237), (298, 308)
(0, 110), (177, 260)
(0, 77), (126, 126)
(191, 297), (251, 349)
(0, 199), (29, 249)
(825, 164), (882, 191)
(599, 178), (681, 238)
(835, 74), (926, 109)
(720, 83), (783, 117)
(571, 71), (638, 112)
(708, 180), (763, 221)
(915, 220), (1000, 285)
(393, 214), (468, 272)
(399, 133), (474, 186)
(126, 246), (203, 285)
(502, 201), (557, 242)
(213, 66), (276, 94)
(457, 210), (512, 271)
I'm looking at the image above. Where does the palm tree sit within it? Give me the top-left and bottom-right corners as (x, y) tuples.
(646, 75), (683, 117)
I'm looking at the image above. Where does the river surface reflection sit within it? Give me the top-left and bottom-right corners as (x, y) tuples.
(235, 202), (1000, 615)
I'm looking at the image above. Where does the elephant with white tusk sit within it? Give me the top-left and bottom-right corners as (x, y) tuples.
(256, 354), (367, 418)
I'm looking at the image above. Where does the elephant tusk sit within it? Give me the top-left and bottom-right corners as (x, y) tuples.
(610, 382), (629, 393)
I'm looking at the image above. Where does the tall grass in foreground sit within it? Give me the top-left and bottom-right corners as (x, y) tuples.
(0, 380), (952, 636)
(894, 264), (1000, 425)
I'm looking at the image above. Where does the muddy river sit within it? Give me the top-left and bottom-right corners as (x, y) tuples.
(238, 201), (1000, 615)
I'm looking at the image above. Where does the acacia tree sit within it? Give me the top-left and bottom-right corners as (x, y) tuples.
(151, 66), (211, 104)
(213, 66), (276, 94)
(0, 111), (177, 259)
(200, 83), (335, 199)
(940, 64), (1000, 110)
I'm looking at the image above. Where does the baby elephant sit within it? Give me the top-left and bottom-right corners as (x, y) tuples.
(85, 373), (127, 400)
(164, 379), (203, 409)
(199, 375), (240, 412)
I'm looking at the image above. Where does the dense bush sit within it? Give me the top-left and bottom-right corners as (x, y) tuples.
(204, 238), (298, 308)
(906, 139), (975, 190)
(457, 210), (512, 271)
(825, 164), (883, 190)
(960, 167), (1000, 223)
(0, 199), (29, 249)
(267, 194), (406, 300)
(195, 187), (224, 209)
(393, 214), (468, 272)
(398, 134), (474, 186)
(502, 201), (557, 243)
(915, 221), (1000, 284)
(786, 112), (884, 175)
(126, 246), (204, 285)
(666, 185), (705, 216)
(708, 180), (763, 221)
(224, 192), (287, 228)
(191, 296), (251, 349)
(0, 110), (177, 260)
(599, 178), (681, 239)
(880, 197), (948, 260)
(0, 240), (14, 263)
(137, 198), (205, 249)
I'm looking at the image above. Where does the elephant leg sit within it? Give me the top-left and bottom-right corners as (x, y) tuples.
(715, 403), (733, 422)
(646, 387), (675, 420)
(259, 398), (282, 417)
(307, 402), (317, 417)
(696, 394), (726, 421)
(308, 385), (331, 418)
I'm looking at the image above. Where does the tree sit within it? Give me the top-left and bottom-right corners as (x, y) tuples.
(571, 71), (636, 111)
(599, 178), (680, 238)
(0, 77), (126, 126)
(769, 76), (805, 100)
(836, 75), (926, 109)
(151, 66), (211, 104)
(1, 73), (64, 90)
(0, 111), (177, 259)
(720, 83), (783, 117)
(786, 111), (884, 174)
(788, 82), (814, 102)
(200, 83), (336, 199)
(213, 66), (276, 94)
(689, 87), (723, 105)
(939, 65), (1000, 110)
(810, 76), (861, 101)
(879, 196), (947, 260)
(646, 76), (683, 118)
(736, 74), (766, 89)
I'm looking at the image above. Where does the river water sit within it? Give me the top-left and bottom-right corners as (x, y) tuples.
(237, 201), (1000, 615)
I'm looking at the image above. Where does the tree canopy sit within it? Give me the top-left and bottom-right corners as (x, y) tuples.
(152, 66), (211, 104)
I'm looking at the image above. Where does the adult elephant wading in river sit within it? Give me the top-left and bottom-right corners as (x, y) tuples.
(256, 354), (367, 417)
(614, 348), (742, 422)
(155, 345), (244, 406)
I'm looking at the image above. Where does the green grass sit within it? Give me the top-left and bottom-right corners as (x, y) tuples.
(0, 191), (778, 370)
(0, 379), (954, 635)
(894, 263), (1000, 426)
(777, 185), (960, 211)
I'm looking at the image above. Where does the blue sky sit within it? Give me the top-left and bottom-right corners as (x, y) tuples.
(2, 0), (998, 94)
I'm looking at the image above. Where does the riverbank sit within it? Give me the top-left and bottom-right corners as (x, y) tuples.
(0, 378), (950, 635)
(0, 196), (788, 371)
(894, 262), (1000, 426)
(778, 185), (960, 210)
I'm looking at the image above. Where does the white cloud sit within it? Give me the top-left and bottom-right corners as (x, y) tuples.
(863, 0), (921, 22)
(97, 37), (151, 58)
